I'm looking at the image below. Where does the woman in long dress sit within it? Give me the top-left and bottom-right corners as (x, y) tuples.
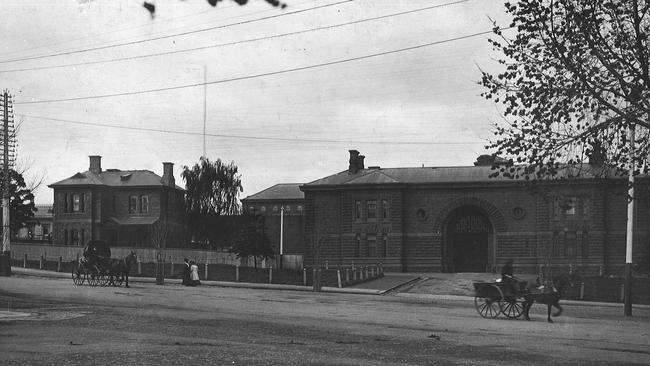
(189, 260), (201, 286)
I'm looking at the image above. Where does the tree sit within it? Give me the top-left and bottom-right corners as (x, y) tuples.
(481, 0), (650, 317)
(230, 214), (274, 268)
(181, 156), (243, 249)
(480, 0), (649, 178)
(0, 169), (36, 234)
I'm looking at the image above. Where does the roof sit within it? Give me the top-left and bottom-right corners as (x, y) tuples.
(49, 170), (184, 190)
(302, 164), (624, 188)
(105, 216), (159, 226)
(34, 204), (53, 218)
(242, 183), (304, 201)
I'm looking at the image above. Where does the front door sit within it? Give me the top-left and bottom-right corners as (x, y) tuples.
(450, 213), (489, 272)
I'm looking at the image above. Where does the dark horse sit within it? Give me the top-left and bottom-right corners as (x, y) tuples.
(523, 273), (577, 323)
(107, 251), (138, 288)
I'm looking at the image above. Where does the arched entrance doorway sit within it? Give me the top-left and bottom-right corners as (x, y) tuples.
(445, 207), (492, 272)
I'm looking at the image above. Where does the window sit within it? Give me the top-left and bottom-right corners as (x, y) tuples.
(72, 194), (81, 212)
(354, 234), (361, 257)
(565, 231), (577, 258)
(71, 229), (79, 246)
(297, 205), (303, 212)
(381, 234), (388, 257)
(367, 200), (377, 220)
(354, 201), (362, 220)
(249, 206), (255, 213)
(140, 195), (149, 213)
(382, 199), (389, 219)
(552, 231), (561, 257)
(273, 206), (279, 213)
(260, 206), (267, 212)
(129, 196), (138, 213)
(284, 205), (291, 212)
(367, 234), (377, 257)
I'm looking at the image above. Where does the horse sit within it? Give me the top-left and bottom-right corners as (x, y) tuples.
(522, 273), (577, 323)
(107, 251), (138, 288)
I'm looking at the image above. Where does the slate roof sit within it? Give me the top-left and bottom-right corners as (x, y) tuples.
(302, 164), (622, 188)
(48, 170), (184, 190)
(242, 183), (304, 201)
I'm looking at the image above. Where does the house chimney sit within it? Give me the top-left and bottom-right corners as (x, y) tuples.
(161, 162), (175, 187)
(357, 155), (365, 171)
(349, 150), (360, 174)
(89, 155), (102, 174)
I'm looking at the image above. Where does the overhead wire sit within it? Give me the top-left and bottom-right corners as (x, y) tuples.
(0, 0), (469, 74)
(14, 27), (509, 105)
(0, 0), (353, 65)
(19, 114), (484, 146)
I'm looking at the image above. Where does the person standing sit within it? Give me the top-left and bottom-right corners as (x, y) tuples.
(189, 260), (201, 286)
(182, 258), (190, 286)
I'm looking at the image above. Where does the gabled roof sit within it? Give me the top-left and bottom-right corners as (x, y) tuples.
(49, 170), (184, 190)
(242, 183), (304, 201)
(302, 164), (622, 188)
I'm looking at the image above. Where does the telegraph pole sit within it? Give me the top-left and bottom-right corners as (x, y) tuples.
(624, 124), (635, 316)
(279, 205), (284, 269)
(0, 91), (14, 276)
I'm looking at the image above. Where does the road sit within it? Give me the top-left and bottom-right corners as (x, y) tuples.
(1, 275), (649, 365)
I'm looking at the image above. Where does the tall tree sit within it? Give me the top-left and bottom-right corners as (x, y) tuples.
(481, 0), (649, 178)
(0, 169), (36, 233)
(230, 214), (274, 268)
(181, 157), (243, 248)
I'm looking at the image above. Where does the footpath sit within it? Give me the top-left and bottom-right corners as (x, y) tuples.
(5, 267), (650, 311)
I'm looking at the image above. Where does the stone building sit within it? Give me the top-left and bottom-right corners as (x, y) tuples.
(241, 183), (305, 255)
(48, 156), (186, 248)
(300, 150), (650, 274)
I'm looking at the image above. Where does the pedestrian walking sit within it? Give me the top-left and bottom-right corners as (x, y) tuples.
(182, 258), (190, 286)
(189, 260), (201, 286)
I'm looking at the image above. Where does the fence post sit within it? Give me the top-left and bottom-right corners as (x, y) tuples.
(57, 256), (62, 272)
(269, 266), (273, 284)
(170, 258), (174, 277)
(303, 268), (307, 286)
(23, 254), (27, 268)
(39, 255), (43, 270)
(204, 261), (208, 280)
(620, 284), (625, 302)
(337, 269), (342, 288)
(345, 268), (349, 283)
(580, 282), (585, 300)
(325, 260), (329, 270)
(138, 260), (142, 275)
(353, 268), (357, 281)
(364, 267), (368, 280)
(236, 265), (240, 282)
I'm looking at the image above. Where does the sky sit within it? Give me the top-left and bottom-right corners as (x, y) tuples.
(0, 0), (512, 204)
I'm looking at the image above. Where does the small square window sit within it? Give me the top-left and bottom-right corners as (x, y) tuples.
(284, 205), (291, 212)
(273, 206), (279, 212)
(260, 206), (267, 212)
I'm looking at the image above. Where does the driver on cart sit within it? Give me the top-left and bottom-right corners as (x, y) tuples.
(500, 259), (526, 296)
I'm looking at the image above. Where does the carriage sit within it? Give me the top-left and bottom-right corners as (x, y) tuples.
(71, 240), (127, 287)
(473, 278), (530, 319)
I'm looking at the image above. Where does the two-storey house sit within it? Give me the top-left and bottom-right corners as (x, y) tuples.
(48, 156), (186, 248)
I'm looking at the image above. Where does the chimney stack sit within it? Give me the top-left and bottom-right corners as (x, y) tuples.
(89, 155), (102, 174)
(357, 155), (365, 170)
(348, 150), (360, 174)
(161, 162), (175, 187)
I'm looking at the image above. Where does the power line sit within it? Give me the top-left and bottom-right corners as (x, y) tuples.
(0, 0), (469, 74)
(0, 0), (353, 65)
(15, 27), (507, 105)
(19, 114), (484, 146)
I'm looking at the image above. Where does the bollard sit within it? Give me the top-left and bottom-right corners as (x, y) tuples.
(371, 267), (375, 278)
(337, 270), (342, 288)
(325, 260), (329, 270)
(353, 268), (357, 281)
(23, 254), (27, 268)
(58, 256), (62, 272)
(364, 267), (368, 280)
(236, 265), (240, 282)
(580, 282), (585, 300)
(138, 260), (142, 275)
(345, 268), (349, 283)
(204, 262), (208, 280)
(39, 255), (43, 270)
(170, 261), (174, 277)
(269, 267), (273, 284)
(303, 268), (307, 286)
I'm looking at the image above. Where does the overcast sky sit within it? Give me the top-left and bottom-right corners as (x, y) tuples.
(1, 0), (511, 204)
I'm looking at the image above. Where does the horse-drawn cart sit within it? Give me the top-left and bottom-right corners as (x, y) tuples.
(72, 240), (131, 287)
(473, 279), (528, 319)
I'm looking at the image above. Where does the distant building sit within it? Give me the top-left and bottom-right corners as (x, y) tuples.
(300, 150), (650, 274)
(241, 183), (304, 255)
(48, 156), (186, 248)
(17, 204), (53, 242)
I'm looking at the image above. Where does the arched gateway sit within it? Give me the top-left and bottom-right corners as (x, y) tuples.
(445, 207), (492, 272)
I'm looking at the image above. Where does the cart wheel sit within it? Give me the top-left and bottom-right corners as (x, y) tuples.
(113, 275), (124, 287)
(474, 284), (503, 319)
(72, 268), (85, 286)
(499, 297), (525, 318)
(99, 274), (111, 286)
(87, 273), (99, 286)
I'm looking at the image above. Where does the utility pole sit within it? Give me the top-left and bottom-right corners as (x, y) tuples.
(280, 205), (284, 269)
(0, 91), (14, 276)
(203, 65), (207, 158)
(624, 124), (635, 316)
